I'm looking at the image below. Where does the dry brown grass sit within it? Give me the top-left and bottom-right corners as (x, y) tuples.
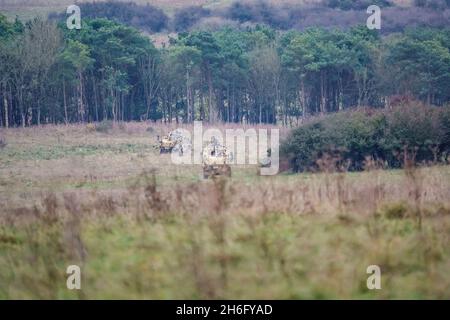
(1, 122), (448, 217)
(0, 122), (284, 204)
(3, 165), (450, 226)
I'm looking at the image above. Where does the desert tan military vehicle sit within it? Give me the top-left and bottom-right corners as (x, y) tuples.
(158, 129), (191, 154)
(202, 140), (232, 179)
(159, 135), (177, 153)
(259, 148), (272, 168)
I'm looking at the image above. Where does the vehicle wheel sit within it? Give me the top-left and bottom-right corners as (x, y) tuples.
(225, 165), (232, 177)
(203, 166), (212, 179)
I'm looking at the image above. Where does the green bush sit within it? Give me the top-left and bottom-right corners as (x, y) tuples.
(281, 109), (387, 171)
(383, 103), (445, 166)
(281, 104), (450, 172)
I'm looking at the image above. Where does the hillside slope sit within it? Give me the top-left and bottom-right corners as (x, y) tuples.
(0, 0), (412, 20)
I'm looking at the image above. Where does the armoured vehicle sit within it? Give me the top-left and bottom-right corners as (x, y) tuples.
(158, 129), (191, 154)
(202, 139), (232, 179)
(259, 148), (272, 168)
(159, 135), (177, 153)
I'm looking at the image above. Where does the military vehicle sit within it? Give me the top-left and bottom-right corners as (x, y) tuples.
(158, 129), (191, 154)
(202, 139), (232, 179)
(158, 135), (177, 153)
(259, 148), (272, 168)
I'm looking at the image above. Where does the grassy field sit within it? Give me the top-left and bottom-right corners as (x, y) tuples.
(0, 122), (450, 299)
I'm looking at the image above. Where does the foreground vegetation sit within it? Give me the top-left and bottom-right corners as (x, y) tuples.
(0, 123), (449, 299)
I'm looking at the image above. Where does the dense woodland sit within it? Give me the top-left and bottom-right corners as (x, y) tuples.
(0, 1), (450, 127)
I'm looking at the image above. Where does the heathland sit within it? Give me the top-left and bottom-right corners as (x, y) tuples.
(0, 123), (449, 299)
(1, 0), (450, 299)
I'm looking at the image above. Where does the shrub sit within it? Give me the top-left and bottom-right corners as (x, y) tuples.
(281, 104), (450, 172)
(49, 1), (168, 33)
(173, 6), (211, 31)
(226, 2), (254, 23)
(225, 1), (291, 29)
(327, 0), (392, 10)
(414, 0), (450, 9)
(383, 103), (444, 166)
(281, 109), (387, 172)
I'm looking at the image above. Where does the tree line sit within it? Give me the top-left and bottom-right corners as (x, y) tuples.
(0, 14), (449, 127)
